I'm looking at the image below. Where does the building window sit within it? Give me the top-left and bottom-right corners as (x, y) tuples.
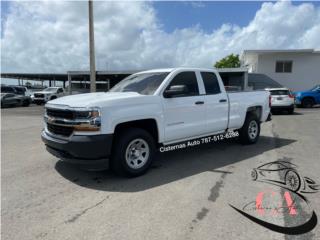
(275, 61), (292, 73)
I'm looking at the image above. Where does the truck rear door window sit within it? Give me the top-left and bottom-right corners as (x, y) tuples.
(201, 72), (221, 94)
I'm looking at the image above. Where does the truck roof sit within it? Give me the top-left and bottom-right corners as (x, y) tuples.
(137, 67), (219, 74)
(265, 87), (289, 91)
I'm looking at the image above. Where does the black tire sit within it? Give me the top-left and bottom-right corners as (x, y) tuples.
(50, 96), (57, 100)
(288, 108), (294, 114)
(110, 128), (156, 177)
(22, 100), (30, 107)
(302, 98), (314, 108)
(285, 170), (301, 192)
(239, 114), (260, 145)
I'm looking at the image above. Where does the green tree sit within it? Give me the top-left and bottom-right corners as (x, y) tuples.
(214, 54), (241, 68)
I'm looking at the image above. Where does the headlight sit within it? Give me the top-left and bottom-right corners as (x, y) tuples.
(74, 107), (100, 119)
(73, 107), (101, 132)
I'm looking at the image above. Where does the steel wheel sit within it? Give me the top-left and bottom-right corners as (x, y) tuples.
(125, 138), (150, 170)
(248, 120), (258, 140)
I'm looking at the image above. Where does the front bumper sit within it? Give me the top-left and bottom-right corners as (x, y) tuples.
(41, 130), (113, 169)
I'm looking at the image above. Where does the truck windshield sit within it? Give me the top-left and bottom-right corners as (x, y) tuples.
(109, 72), (169, 95)
(44, 87), (58, 92)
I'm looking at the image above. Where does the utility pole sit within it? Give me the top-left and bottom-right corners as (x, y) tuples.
(88, 0), (96, 92)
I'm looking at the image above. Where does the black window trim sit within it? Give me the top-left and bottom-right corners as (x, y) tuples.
(275, 60), (293, 73)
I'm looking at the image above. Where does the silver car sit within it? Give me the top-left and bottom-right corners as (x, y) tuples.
(266, 88), (295, 114)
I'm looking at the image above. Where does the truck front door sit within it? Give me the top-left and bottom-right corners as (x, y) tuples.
(162, 71), (206, 143)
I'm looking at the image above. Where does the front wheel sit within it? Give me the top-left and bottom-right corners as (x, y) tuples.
(239, 114), (260, 145)
(111, 128), (156, 177)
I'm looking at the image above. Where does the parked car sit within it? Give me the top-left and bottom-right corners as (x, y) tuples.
(33, 87), (65, 105)
(1, 93), (25, 108)
(1, 85), (32, 106)
(11, 85), (32, 97)
(1, 85), (17, 94)
(41, 68), (271, 177)
(294, 85), (320, 108)
(265, 88), (295, 114)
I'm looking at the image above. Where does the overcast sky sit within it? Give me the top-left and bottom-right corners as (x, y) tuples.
(1, 1), (320, 73)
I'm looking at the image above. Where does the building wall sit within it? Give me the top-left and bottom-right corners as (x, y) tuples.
(242, 53), (259, 72)
(245, 52), (320, 91)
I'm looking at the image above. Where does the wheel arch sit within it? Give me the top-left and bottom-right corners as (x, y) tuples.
(246, 106), (262, 121)
(302, 96), (315, 103)
(113, 119), (159, 144)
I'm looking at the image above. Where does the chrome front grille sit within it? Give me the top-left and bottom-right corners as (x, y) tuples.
(34, 93), (44, 98)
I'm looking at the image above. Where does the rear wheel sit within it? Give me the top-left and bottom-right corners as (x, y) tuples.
(239, 114), (260, 145)
(110, 128), (156, 177)
(288, 108), (294, 114)
(302, 98), (314, 108)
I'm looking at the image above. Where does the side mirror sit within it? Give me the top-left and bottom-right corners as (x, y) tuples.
(163, 85), (188, 98)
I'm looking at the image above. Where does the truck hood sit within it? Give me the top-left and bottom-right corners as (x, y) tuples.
(34, 91), (55, 94)
(46, 92), (143, 108)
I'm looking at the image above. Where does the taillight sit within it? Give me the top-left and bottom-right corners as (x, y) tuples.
(288, 90), (295, 99)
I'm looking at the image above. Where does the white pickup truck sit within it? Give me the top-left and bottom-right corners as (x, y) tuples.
(33, 87), (65, 104)
(42, 68), (271, 177)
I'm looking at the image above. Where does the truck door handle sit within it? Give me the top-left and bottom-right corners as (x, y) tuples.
(219, 99), (227, 103)
(195, 101), (204, 105)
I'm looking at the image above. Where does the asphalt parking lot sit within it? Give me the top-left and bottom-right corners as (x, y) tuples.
(1, 106), (320, 240)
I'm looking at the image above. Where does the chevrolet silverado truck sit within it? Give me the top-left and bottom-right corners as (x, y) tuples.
(33, 87), (65, 105)
(42, 68), (271, 177)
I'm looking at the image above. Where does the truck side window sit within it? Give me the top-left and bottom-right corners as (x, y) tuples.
(201, 72), (221, 95)
(167, 71), (199, 97)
